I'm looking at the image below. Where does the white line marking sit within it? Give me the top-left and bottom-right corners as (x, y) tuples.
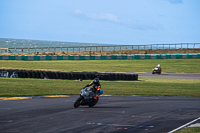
(168, 117), (200, 133)
(0, 108), (11, 109)
(86, 122), (154, 128)
(0, 120), (12, 123)
(107, 124), (136, 127)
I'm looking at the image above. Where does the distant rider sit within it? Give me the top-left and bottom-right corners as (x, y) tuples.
(84, 78), (101, 100)
(156, 64), (161, 71)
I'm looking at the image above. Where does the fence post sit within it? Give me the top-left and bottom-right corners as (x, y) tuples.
(54, 47), (55, 53)
(79, 47), (80, 52)
(15, 48), (16, 53)
(35, 47), (36, 53)
(42, 47), (43, 53)
(96, 46), (97, 51)
(138, 45), (139, 50)
(67, 47), (68, 53)
(102, 46), (103, 52)
(22, 48), (23, 54)
(7, 48), (9, 53)
(114, 46), (115, 51)
(61, 47), (62, 52)
(73, 46), (74, 53)
(28, 48), (29, 54)
(48, 47), (49, 53)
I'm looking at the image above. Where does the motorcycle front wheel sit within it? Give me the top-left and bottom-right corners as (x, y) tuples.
(74, 97), (83, 108)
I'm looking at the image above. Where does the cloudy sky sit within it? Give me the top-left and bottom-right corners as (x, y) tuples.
(0, 0), (200, 45)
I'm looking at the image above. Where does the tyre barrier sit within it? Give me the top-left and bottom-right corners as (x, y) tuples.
(0, 69), (138, 81)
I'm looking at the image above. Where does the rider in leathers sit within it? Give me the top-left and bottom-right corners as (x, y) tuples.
(155, 64), (161, 71)
(85, 78), (101, 100)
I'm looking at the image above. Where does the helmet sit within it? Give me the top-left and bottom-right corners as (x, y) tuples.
(93, 78), (99, 84)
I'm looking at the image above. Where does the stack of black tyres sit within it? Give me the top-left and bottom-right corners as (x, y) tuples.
(0, 69), (138, 81)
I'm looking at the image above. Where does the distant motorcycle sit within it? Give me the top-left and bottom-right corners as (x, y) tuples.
(74, 87), (103, 108)
(152, 67), (162, 74)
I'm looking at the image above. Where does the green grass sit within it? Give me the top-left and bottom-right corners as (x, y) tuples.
(1, 58), (200, 97)
(0, 78), (200, 97)
(0, 58), (200, 73)
(175, 127), (200, 133)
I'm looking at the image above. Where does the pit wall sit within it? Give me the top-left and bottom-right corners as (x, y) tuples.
(0, 54), (200, 60)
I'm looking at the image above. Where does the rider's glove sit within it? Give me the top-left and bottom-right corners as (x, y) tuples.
(85, 84), (89, 88)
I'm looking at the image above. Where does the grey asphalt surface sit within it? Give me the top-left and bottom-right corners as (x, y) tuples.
(136, 72), (200, 79)
(100, 72), (200, 79)
(0, 96), (200, 133)
(0, 73), (199, 133)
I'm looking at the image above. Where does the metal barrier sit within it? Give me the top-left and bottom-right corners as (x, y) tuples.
(1, 43), (200, 54)
(1, 54), (200, 60)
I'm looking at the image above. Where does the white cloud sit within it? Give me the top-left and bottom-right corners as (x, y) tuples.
(90, 13), (119, 22)
(73, 9), (126, 23)
(73, 9), (83, 14)
(72, 9), (161, 30)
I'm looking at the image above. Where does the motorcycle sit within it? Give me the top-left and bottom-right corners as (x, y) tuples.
(74, 87), (103, 108)
(152, 67), (162, 74)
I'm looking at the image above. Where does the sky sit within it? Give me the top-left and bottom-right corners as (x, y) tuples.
(0, 0), (200, 45)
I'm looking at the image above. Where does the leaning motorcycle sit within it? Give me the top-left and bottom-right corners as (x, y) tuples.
(74, 87), (103, 108)
(152, 67), (162, 74)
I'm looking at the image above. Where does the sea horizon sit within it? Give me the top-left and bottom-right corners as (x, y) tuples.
(0, 38), (115, 48)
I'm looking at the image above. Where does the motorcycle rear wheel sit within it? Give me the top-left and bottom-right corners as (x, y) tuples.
(89, 97), (99, 107)
(74, 97), (83, 108)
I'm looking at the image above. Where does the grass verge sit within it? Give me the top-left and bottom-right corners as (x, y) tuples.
(0, 59), (200, 73)
(0, 78), (199, 97)
(175, 127), (200, 133)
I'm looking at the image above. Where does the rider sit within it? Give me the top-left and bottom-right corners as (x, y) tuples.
(155, 64), (161, 71)
(84, 78), (101, 100)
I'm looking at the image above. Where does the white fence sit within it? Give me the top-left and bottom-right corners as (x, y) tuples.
(1, 43), (200, 54)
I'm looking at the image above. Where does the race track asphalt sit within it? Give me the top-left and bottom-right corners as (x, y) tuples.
(0, 73), (199, 133)
(102, 72), (200, 79)
(136, 72), (200, 79)
(0, 95), (200, 133)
